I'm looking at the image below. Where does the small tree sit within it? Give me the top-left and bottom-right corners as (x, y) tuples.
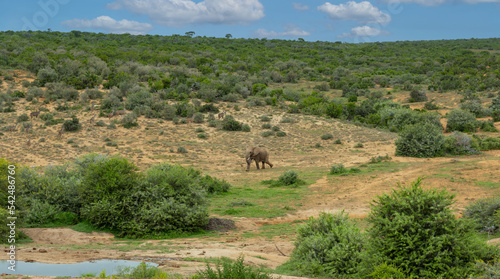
(409, 87), (428, 102)
(395, 123), (445, 157)
(280, 212), (364, 277)
(446, 109), (478, 133)
(367, 178), (498, 278)
(221, 115), (242, 131)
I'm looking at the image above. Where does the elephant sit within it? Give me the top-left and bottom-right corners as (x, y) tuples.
(245, 147), (273, 171)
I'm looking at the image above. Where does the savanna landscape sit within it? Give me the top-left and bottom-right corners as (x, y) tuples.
(1, 31), (500, 278)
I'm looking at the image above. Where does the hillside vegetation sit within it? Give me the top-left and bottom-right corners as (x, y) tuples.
(1, 31), (500, 278)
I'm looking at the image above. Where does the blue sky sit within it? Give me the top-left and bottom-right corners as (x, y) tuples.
(1, 0), (499, 42)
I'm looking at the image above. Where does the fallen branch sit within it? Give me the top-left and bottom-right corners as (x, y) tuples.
(275, 243), (287, 257)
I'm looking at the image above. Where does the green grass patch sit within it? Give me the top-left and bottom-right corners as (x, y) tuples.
(475, 181), (500, 189)
(209, 185), (308, 218)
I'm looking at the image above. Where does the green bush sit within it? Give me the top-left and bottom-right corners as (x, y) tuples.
(369, 262), (408, 279)
(278, 170), (301, 186)
(261, 123), (271, 129)
(321, 133), (333, 140)
(276, 131), (287, 137)
(461, 100), (490, 118)
(443, 131), (479, 155)
(409, 87), (428, 102)
(446, 109), (478, 133)
(177, 147), (188, 153)
(479, 120), (498, 132)
(241, 124), (251, 132)
(261, 131), (274, 137)
(24, 199), (60, 225)
(464, 197), (500, 233)
(121, 112), (138, 129)
(280, 212), (364, 277)
(197, 133), (208, 139)
(222, 115), (242, 131)
(197, 257), (273, 279)
(17, 113), (29, 123)
(260, 115), (271, 122)
(193, 112), (204, 123)
(63, 116), (81, 132)
(478, 137), (500, 151)
(367, 178), (498, 278)
(329, 164), (348, 175)
(395, 123), (445, 158)
(271, 125), (280, 132)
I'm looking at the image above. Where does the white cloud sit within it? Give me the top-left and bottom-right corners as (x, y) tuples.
(254, 24), (310, 38)
(107, 0), (265, 27)
(61, 16), (153, 34)
(317, 1), (391, 25)
(380, 0), (500, 6)
(339, 25), (388, 38)
(292, 2), (310, 11)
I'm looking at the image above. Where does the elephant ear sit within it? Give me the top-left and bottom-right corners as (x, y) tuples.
(252, 147), (261, 156)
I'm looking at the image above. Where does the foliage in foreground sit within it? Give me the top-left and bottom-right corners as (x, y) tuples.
(16, 154), (230, 237)
(365, 178), (499, 278)
(278, 212), (364, 278)
(85, 257), (276, 279)
(464, 197), (500, 233)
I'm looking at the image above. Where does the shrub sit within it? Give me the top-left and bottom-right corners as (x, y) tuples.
(478, 137), (500, 151)
(261, 131), (274, 137)
(39, 113), (53, 122)
(443, 131), (479, 155)
(197, 257), (274, 279)
(17, 113), (29, 123)
(195, 127), (204, 133)
(198, 103), (219, 113)
(280, 117), (295, 124)
(278, 170), (302, 186)
(276, 131), (287, 137)
(370, 154), (392, 163)
(177, 147), (188, 153)
(121, 112), (138, 129)
(409, 87), (428, 102)
(221, 115), (242, 131)
(63, 117), (81, 132)
(424, 100), (439, 110)
(367, 178), (498, 278)
(193, 112), (204, 123)
(461, 100), (490, 118)
(260, 115), (271, 122)
(321, 133), (333, 140)
(329, 164), (348, 175)
(479, 120), (498, 132)
(354, 142), (364, 148)
(197, 133), (208, 139)
(23, 199), (60, 225)
(334, 139), (342, 144)
(280, 212), (364, 277)
(261, 123), (271, 129)
(241, 124), (251, 132)
(395, 123), (445, 157)
(464, 197), (500, 233)
(271, 125), (280, 132)
(446, 109), (478, 133)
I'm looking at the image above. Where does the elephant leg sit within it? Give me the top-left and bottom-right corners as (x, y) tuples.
(255, 160), (260, 169)
(262, 161), (266, 169)
(246, 162), (251, 171)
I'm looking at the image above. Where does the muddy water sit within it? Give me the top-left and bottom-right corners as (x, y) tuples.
(0, 259), (158, 277)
